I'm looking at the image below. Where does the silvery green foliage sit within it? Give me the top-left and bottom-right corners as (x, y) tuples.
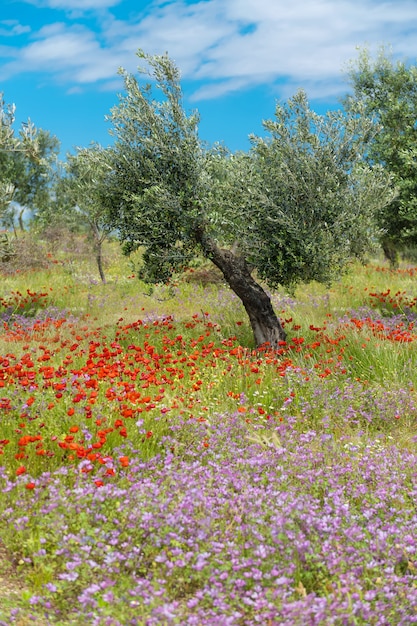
(53, 146), (115, 281)
(64, 146), (113, 233)
(244, 91), (394, 288)
(0, 93), (56, 228)
(0, 92), (39, 159)
(96, 51), (393, 289)
(102, 51), (205, 282)
(206, 91), (394, 288)
(0, 94), (20, 214)
(343, 47), (417, 248)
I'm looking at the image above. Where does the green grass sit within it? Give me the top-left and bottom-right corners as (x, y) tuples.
(1, 236), (417, 623)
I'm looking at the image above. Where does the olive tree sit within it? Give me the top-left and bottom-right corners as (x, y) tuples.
(8, 129), (60, 231)
(95, 50), (393, 348)
(343, 47), (417, 263)
(0, 93), (56, 232)
(56, 146), (114, 282)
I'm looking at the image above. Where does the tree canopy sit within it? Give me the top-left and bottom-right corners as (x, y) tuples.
(61, 51), (395, 348)
(0, 93), (59, 231)
(55, 146), (114, 282)
(343, 47), (417, 259)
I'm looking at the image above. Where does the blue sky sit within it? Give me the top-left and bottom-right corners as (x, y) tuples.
(1, 0), (417, 158)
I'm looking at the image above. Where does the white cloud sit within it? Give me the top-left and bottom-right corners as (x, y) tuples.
(21, 0), (121, 9)
(0, 20), (31, 37)
(2, 0), (417, 101)
(185, 0), (417, 99)
(0, 22), (126, 86)
(102, 1), (236, 76)
(191, 77), (251, 101)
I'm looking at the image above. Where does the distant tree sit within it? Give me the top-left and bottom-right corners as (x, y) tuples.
(31, 160), (80, 236)
(10, 129), (60, 231)
(91, 50), (393, 348)
(0, 92), (58, 232)
(343, 47), (417, 263)
(57, 146), (114, 282)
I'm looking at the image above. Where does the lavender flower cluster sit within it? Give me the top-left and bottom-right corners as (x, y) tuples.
(340, 305), (417, 329)
(0, 306), (78, 330)
(1, 412), (416, 625)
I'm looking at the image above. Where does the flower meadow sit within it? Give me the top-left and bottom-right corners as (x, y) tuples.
(1, 248), (417, 625)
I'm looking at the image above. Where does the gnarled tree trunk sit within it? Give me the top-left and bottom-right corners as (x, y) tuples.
(91, 222), (106, 283)
(196, 229), (286, 348)
(96, 241), (106, 283)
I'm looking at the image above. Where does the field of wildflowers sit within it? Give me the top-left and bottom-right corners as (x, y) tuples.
(1, 242), (417, 625)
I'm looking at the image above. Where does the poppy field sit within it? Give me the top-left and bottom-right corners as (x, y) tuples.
(1, 245), (417, 625)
